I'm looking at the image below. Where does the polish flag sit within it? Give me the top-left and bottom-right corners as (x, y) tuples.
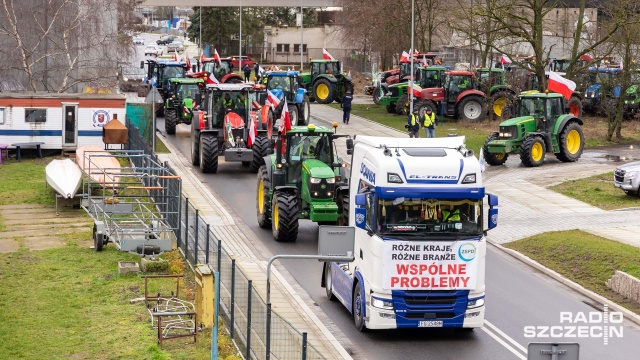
(206, 73), (220, 84)
(266, 89), (280, 107)
(422, 55), (428, 67)
(547, 71), (576, 100)
(247, 113), (256, 147)
(252, 99), (261, 110)
(213, 48), (222, 66)
(322, 48), (334, 61)
(184, 50), (191, 69)
(173, 50), (178, 62)
(400, 51), (410, 63)
(410, 82), (422, 97)
(200, 53), (205, 63)
(259, 65), (265, 75)
(500, 55), (511, 64)
(579, 54), (594, 63)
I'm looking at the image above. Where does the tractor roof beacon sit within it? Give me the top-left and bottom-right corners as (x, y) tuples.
(193, 83), (272, 174)
(256, 123), (350, 242)
(483, 91), (585, 167)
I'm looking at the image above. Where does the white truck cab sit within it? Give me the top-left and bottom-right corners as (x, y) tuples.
(322, 136), (498, 331)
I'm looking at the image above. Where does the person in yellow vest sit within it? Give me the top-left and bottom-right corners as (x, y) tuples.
(406, 107), (421, 138)
(423, 107), (436, 138)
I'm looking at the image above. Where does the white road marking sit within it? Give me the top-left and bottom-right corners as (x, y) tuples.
(485, 320), (528, 354)
(482, 325), (527, 360)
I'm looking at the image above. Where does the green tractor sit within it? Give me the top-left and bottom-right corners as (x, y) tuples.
(476, 68), (516, 120)
(483, 91), (585, 167)
(300, 60), (354, 104)
(379, 66), (447, 115)
(256, 124), (350, 242)
(165, 78), (204, 135)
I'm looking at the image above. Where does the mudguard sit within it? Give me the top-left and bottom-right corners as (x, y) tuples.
(554, 115), (583, 137)
(295, 88), (307, 104)
(456, 89), (485, 103)
(353, 271), (366, 318)
(274, 185), (297, 195)
(316, 74), (338, 84)
(221, 73), (243, 83)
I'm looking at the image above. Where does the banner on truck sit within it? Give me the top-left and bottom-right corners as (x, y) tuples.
(382, 241), (478, 290)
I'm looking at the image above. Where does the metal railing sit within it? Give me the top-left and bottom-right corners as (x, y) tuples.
(127, 122), (326, 360)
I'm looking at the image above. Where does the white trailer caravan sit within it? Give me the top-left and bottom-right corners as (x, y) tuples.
(322, 135), (499, 331)
(0, 92), (126, 150)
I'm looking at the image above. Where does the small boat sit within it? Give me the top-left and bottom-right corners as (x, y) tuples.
(45, 159), (83, 198)
(75, 145), (122, 186)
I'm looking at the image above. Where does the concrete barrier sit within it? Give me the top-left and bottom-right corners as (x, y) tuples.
(606, 270), (640, 303)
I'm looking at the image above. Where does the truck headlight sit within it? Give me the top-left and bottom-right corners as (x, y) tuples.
(310, 177), (321, 184)
(467, 297), (485, 309)
(371, 296), (394, 310)
(461, 174), (476, 184)
(388, 173), (403, 183)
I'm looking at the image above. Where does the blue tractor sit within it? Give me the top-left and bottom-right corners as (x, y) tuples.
(583, 66), (621, 115)
(262, 71), (311, 127)
(141, 57), (189, 116)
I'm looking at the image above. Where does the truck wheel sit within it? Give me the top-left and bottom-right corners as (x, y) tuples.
(257, 165), (272, 228)
(568, 95), (583, 117)
(458, 96), (487, 121)
(271, 191), (299, 242)
(93, 224), (103, 252)
(372, 87), (382, 105)
(191, 128), (200, 166)
(353, 282), (366, 331)
(199, 133), (218, 173)
(165, 110), (177, 135)
(386, 105), (396, 114)
(299, 95), (311, 125)
(338, 191), (350, 226)
(489, 91), (511, 121)
(313, 78), (334, 104)
(520, 136), (546, 167)
(288, 104), (299, 126)
(395, 94), (409, 115)
(555, 122), (584, 162)
(483, 133), (508, 166)
(324, 262), (336, 301)
(249, 135), (269, 173)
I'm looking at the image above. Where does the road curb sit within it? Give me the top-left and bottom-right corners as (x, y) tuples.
(489, 241), (640, 327)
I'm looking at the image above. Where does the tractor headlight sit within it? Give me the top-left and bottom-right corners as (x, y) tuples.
(325, 177), (336, 184)
(310, 177), (321, 184)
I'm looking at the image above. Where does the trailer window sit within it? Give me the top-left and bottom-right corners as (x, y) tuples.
(25, 109), (46, 123)
(0, 108), (4, 124)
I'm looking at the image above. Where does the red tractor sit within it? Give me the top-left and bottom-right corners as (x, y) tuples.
(189, 57), (243, 84)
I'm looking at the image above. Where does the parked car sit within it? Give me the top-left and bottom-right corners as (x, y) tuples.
(614, 161), (640, 196)
(144, 45), (163, 56)
(156, 35), (175, 46)
(166, 41), (184, 53)
(230, 56), (254, 69)
(134, 36), (144, 45)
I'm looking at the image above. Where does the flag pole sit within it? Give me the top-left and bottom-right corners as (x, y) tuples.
(409, 0), (415, 115)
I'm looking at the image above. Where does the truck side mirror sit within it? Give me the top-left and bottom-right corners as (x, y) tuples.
(355, 193), (366, 206)
(486, 193), (499, 230)
(346, 138), (354, 155)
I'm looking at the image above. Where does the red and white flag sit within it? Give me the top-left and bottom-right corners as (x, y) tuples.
(322, 48), (335, 61)
(200, 53), (206, 63)
(547, 71), (576, 100)
(422, 55), (428, 67)
(213, 48), (222, 66)
(579, 53), (594, 63)
(400, 51), (410, 63)
(252, 99), (261, 110)
(500, 55), (511, 64)
(266, 89), (280, 107)
(173, 50), (178, 62)
(206, 73), (220, 84)
(184, 50), (191, 69)
(247, 113), (256, 147)
(620, 58), (624, 70)
(410, 82), (422, 97)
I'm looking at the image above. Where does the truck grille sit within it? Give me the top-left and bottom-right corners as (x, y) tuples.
(404, 312), (455, 319)
(615, 169), (626, 183)
(309, 179), (335, 199)
(405, 296), (456, 305)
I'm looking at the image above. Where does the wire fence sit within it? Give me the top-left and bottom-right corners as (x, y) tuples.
(126, 121), (326, 360)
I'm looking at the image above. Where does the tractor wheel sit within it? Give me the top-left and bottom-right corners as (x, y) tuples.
(299, 95), (311, 125)
(372, 87), (382, 105)
(191, 130), (200, 166)
(458, 96), (487, 121)
(313, 79), (334, 104)
(165, 110), (177, 135)
(249, 135), (269, 173)
(256, 165), (272, 228)
(271, 191), (299, 242)
(489, 91), (511, 121)
(386, 105), (396, 114)
(288, 104), (299, 126)
(520, 136), (546, 167)
(416, 100), (438, 117)
(199, 133), (218, 173)
(555, 122), (585, 162)
(337, 191), (350, 226)
(93, 224), (103, 252)
(396, 94), (409, 115)
(482, 133), (508, 166)
(568, 95), (583, 118)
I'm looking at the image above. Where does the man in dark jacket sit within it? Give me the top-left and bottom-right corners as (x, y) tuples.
(341, 90), (354, 124)
(406, 107), (421, 138)
(254, 63), (260, 83)
(243, 64), (251, 82)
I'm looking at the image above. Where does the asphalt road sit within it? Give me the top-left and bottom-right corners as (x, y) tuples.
(137, 33), (640, 359)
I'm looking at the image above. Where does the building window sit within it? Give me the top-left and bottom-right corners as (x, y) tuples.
(276, 43), (290, 53)
(293, 44), (307, 54)
(25, 108), (47, 123)
(0, 108), (4, 125)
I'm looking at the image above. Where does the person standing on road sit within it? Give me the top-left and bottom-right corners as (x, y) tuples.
(254, 62), (260, 83)
(423, 107), (436, 138)
(243, 64), (251, 82)
(407, 107), (421, 138)
(341, 90), (353, 124)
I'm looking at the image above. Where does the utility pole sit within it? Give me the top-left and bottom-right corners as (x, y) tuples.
(300, 3), (303, 71)
(199, 6), (202, 58)
(409, 0), (415, 114)
(239, 4), (242, 72)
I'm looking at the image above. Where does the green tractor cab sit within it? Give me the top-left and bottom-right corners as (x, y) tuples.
(141, 58), (188, 116)
(165, 78), (205, 135)
(379, 66), (447, 115)
(483, 92), (584, 167)
(476, 68), (515, 120)
(256, 124), (350, 242)
(300, 60), (353, 104)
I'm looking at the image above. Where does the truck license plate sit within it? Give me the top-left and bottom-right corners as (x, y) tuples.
(418, 320), (443, 327)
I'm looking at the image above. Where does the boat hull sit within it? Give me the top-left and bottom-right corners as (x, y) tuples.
(45, 159), (83, 199)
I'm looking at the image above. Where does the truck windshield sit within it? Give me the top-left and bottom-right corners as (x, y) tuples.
(376, 197), (483, 238)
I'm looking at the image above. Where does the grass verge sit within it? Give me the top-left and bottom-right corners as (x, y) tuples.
(505, 230), (640, 314)
(0, 158), (54, 205)
(156, 135), (170, 154)
(550, 172), (640, 210)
